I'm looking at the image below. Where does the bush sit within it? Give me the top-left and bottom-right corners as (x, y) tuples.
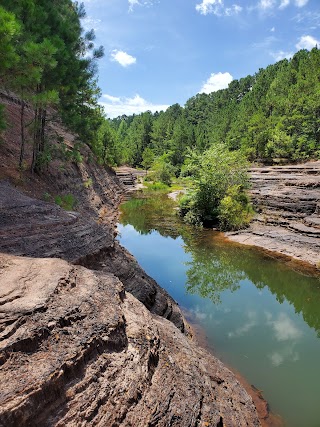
(218, 185), (253, 230)
(179, 144), (253, 230)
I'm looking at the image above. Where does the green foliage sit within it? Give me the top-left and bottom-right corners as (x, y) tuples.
(35, 142), (52, 169)
(0, 6), (20, 74)
(179, 144), (252, 229)
(95, 120), (119, 165)
(0, 0), (104, 170)
(150, 156), (176, 186)
(83, 178), (93, 188)
(144, 182), (169, 191)
(54, 194), (76, 211)
(218, 185), (253, 230)
(158, 163), (173, 186)
(110, 48), (320, 168)
(141, 147), (154, 171)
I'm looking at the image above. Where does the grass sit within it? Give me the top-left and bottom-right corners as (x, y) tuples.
(143, 181), (170, 191)
(54, 194), (77, 211)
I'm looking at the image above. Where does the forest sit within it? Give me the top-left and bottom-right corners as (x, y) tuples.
(1, 1), (319, 174)
(105, 48), (320, 172)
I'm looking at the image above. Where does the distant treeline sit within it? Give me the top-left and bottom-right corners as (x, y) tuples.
(101, 48), (319, 170)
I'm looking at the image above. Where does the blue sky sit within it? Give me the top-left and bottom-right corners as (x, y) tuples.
(81, 0), (320, 118)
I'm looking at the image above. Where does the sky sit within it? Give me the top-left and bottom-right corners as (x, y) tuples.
(81, 0), (320, 118)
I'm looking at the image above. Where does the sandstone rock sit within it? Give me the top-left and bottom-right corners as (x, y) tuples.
(0, 181), (185, 330)
(228, 161), (320, 267)
(0, 254), (260, 427)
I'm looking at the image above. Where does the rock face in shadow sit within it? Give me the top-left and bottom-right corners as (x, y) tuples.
(0, 254), (260, 427)
(228, 161), (320, 267)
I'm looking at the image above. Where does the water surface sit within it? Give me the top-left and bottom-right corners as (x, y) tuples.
(117, 193), (320, 427)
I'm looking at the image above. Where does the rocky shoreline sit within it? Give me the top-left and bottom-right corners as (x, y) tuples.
(0, 94), (262, 426)
(227, 161), (320, 271)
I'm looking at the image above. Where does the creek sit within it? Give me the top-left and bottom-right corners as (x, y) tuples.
(117, 192), (320, 427)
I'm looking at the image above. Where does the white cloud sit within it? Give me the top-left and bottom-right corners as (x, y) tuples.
(295, 0), (308, 6)
(128, 0), (140, 11)
(102, 94), (121, 102)
(279, 0), (290, 8)
(270, 50), (294, 60)
(195, 0), (242, 16)
(267, 312), (302, 341)
(196, 0), (223, 15)
(270, 27), (276, 32)
(258, 0), (276, 9)
(100, 94), (170, 118)
(110, 50), (136, 67)
(269, 346), (300, 366)
(81, 16), (102, 32)
(257, 0), (309, 10)
(292, 11), (320, 29)
(296, 35), (320, 50)
(199, 72), (233, 94)
(128, 0), (157, 11)
(228, 311), (257, 338)
(225, 4), (243, 15)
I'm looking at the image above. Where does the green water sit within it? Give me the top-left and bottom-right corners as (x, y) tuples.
(117, 193), (320, 427)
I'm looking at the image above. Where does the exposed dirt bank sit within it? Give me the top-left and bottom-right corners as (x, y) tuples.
(227, 161), (320, 269)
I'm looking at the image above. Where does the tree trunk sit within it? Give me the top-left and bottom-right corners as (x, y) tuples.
(31, 107), (39, 173)
(19, 101), (25, 169)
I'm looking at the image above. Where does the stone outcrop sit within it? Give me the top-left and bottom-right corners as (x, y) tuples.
(227, 161), (320, 267)
(0, 254), (260, 427)
(0, 181), (185, 331)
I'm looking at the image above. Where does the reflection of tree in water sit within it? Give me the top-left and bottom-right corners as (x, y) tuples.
(119, 194), (181, 238)
(184, 243), (243, 304)
(120, 193), (320, 336)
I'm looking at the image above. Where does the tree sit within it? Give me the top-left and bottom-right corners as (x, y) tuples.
(141, 147), (154, 174)
(96, 119), (119, 165)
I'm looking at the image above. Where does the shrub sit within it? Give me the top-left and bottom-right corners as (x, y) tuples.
(145, 182), (169, 191)
(179, 144), (253, 230)
(218, 185), (253, 230)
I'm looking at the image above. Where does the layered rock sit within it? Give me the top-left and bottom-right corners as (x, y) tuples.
(0, 254), (260, 427)
(0, 181), (184, 330)
(228, 161), (320, 267)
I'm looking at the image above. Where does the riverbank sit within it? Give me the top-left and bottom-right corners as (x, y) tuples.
(227, 161), (320, 270)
